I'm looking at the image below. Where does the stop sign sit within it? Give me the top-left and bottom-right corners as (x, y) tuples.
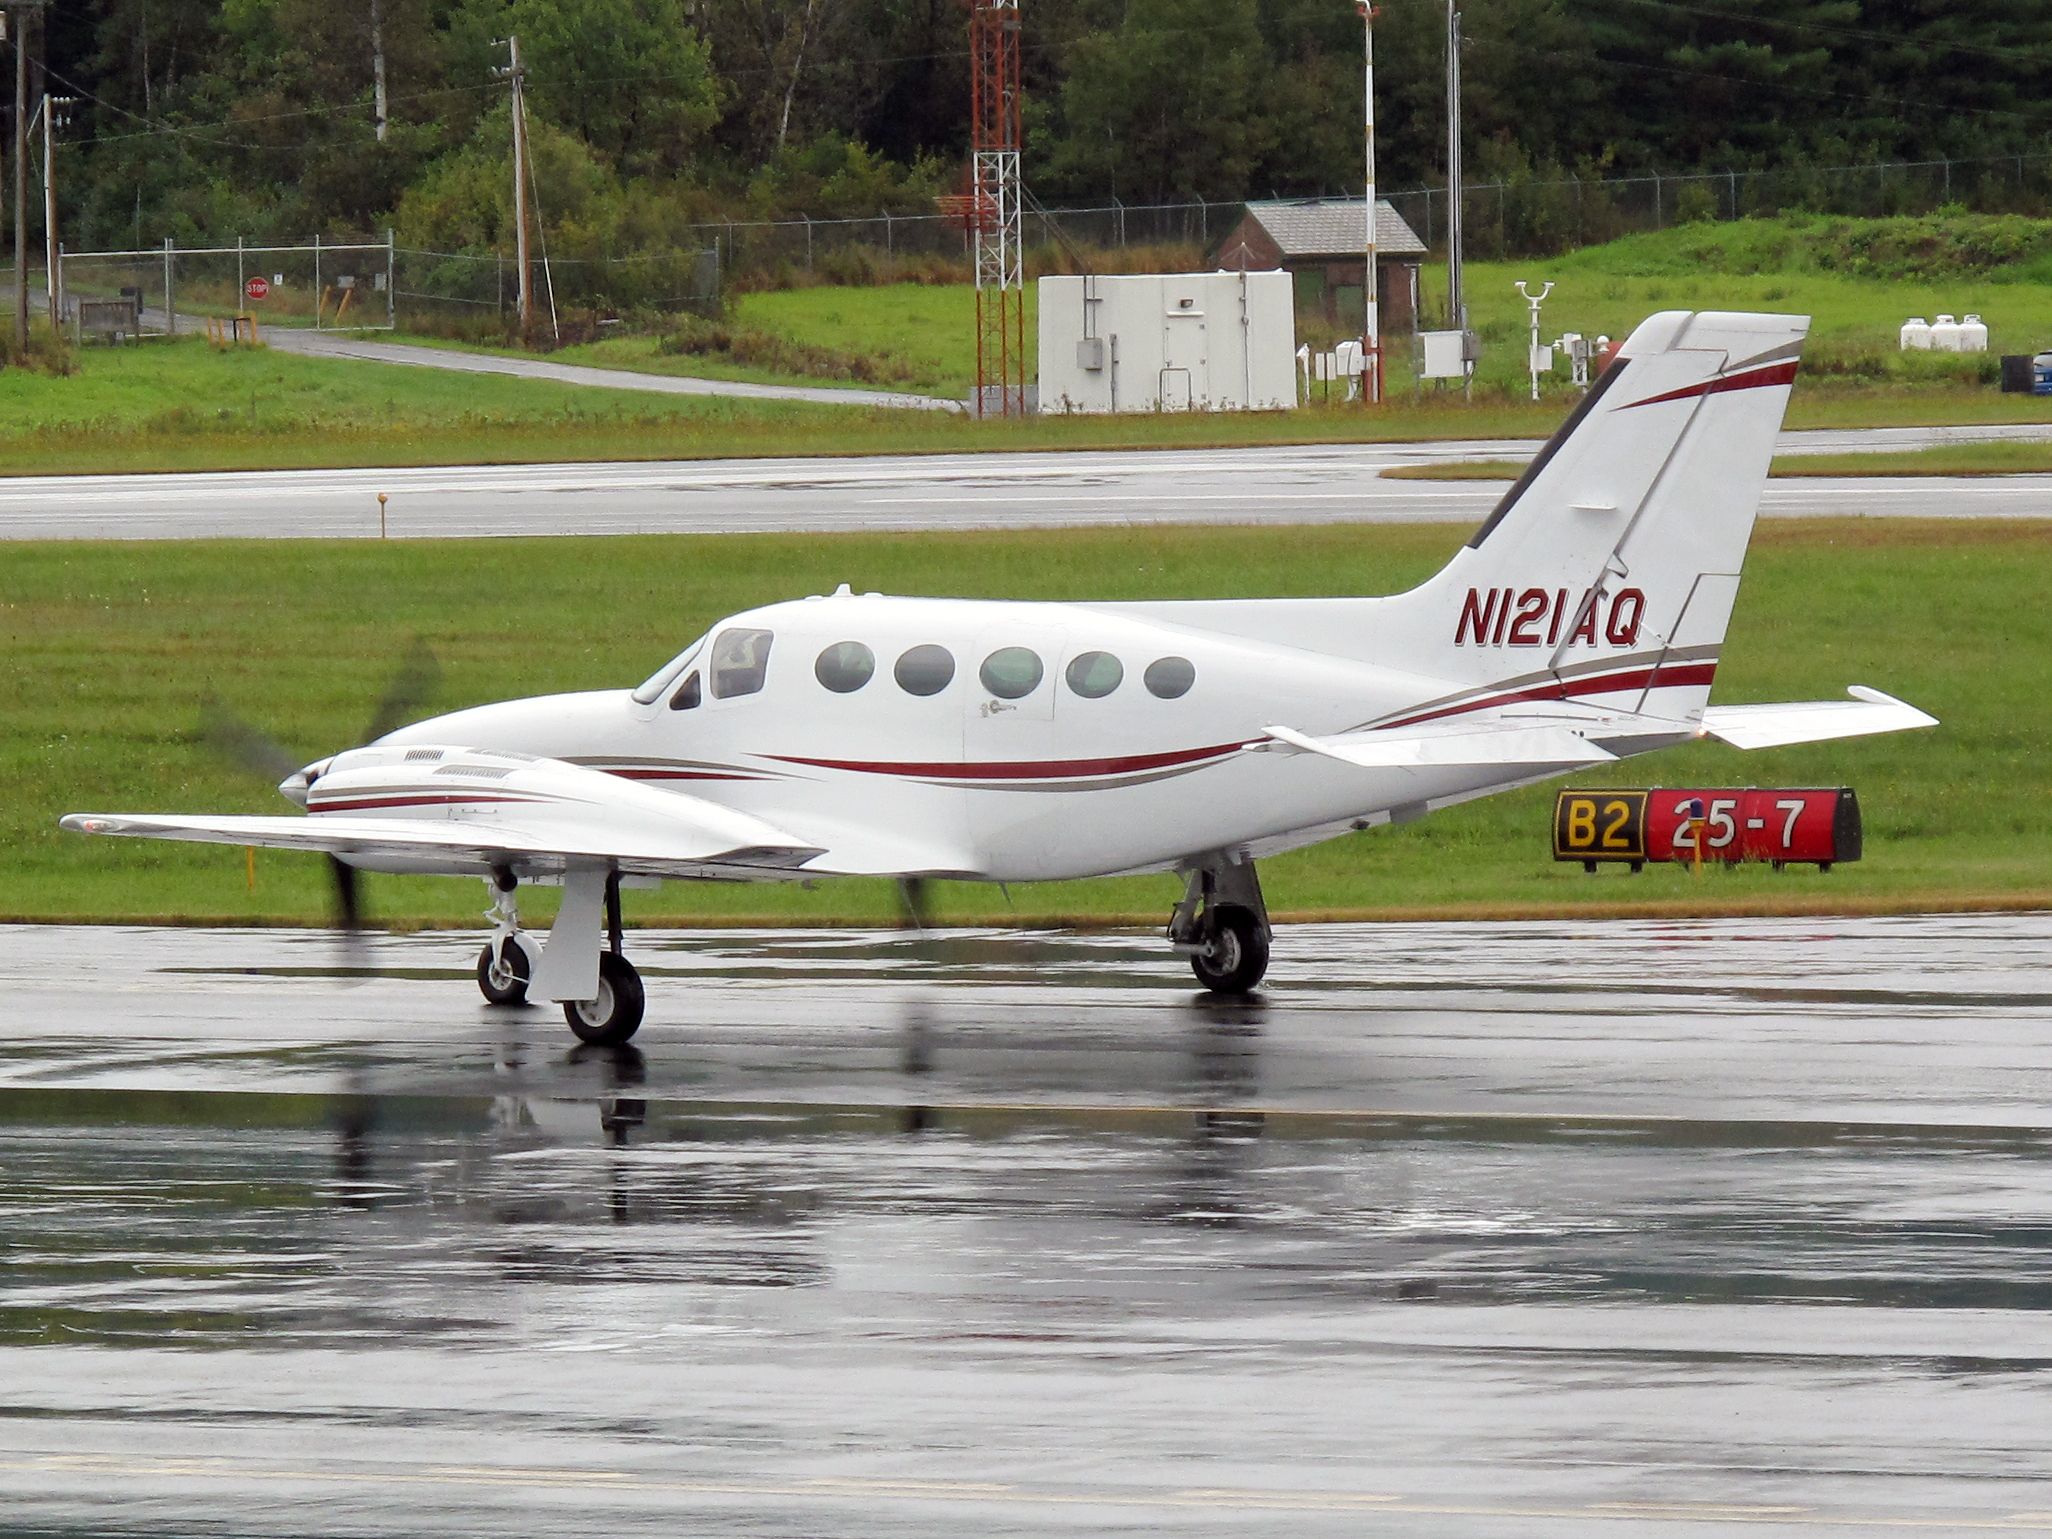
(245, 275), (270, 302)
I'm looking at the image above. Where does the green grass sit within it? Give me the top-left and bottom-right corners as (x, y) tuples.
(1387, 441), (2052, 481)
(716, 216), (2052, 421)
(4, 333), (2046, 481)
(3, 519), (2044, 928)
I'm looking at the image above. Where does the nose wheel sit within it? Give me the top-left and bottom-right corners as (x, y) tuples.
(476, 871), (541, 1006)
(477, 936), (532, 1005)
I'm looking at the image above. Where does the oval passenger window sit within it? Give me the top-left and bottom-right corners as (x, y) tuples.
(894, 644), (956, 697)
(1144, 656), (1196, 699)
(1065, 650), (1123, 699)
(815, 641), (875, 694)
(979, 646), (1044, 700)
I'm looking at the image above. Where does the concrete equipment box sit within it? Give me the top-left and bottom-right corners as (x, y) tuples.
(1037, 271), (1297, 413)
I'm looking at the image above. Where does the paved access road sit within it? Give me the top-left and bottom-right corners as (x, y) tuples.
(2, 913), (2049, 1536)
(3, 425), (2049, 539)
(261, 326), (962, 411)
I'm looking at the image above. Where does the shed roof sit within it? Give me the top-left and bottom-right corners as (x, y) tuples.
(1240, 198), (1428, 259)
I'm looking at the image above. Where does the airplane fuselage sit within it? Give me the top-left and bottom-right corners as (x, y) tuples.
(381, 592), (1560, 883)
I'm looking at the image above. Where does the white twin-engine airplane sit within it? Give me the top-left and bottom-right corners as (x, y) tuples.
(65, 311), (1936, 1045)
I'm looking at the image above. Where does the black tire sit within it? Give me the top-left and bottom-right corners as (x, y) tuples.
(476, 938), (532, 1006)
(1190, 904), (1270, 994)
(564, 952), (645, 1046)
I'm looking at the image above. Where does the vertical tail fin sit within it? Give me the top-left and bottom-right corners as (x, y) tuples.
(1376, 309), (1808, 720)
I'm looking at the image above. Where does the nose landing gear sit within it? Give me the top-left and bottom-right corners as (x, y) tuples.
(477, 870), (542, 1006)
(1168, 855), (1272, 995)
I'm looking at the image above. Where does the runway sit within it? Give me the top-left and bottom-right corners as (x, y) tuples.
(3, 912), (2050, 1536)
(2, 428), (2049, 539)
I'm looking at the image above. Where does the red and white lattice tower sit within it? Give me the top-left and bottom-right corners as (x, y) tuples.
(970, 0), (1024, 417)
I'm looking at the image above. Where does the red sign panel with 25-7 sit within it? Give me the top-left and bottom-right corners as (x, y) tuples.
(1553, 787), (1861, 871)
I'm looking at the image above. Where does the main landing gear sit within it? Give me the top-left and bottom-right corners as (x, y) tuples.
(474, 868), (645, 1046)
(1167, 855), (1272, 995)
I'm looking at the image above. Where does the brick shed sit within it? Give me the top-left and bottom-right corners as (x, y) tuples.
(1211, 198), (1428, 334)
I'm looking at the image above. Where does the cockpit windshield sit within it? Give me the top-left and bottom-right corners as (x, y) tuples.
(631, 635), (705, 704)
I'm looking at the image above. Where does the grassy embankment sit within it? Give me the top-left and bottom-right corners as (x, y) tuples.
(649, 212), (2052, 403)
(0, 215), (2041, 477)
(0, 327), (2044, 482)
(4, 519), (2043, 928)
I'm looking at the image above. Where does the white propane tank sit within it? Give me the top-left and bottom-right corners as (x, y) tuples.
(1899, 316), (1932, 350)
(1959, 314), (1989, 353)
(1929, 314), (1962, 352)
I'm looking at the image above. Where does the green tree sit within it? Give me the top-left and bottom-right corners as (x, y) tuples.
(450, 0), (722, 175)
(1032, 0), (1269, 203)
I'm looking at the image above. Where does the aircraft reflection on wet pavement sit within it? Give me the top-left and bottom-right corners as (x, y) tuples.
(2, 914), (2051, 1536)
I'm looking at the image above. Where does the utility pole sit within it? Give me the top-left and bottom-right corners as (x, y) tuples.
(494, 35), (532, 330)
(11, 3), (31, 355)
(42, 92), (70, 325)
(369, 0), (388, 144)
(1356, 1), (1381, 405)
(1446, 2), (1469, 397)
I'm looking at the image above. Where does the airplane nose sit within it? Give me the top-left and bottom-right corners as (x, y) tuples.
(279, 758), (330, 807)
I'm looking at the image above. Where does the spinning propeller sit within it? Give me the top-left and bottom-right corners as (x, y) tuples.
(201, 641), (441, 950)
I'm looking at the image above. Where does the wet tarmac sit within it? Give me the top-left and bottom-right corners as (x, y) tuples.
(5, 435), (2051, 539)
(2, 913), (2049, 1535)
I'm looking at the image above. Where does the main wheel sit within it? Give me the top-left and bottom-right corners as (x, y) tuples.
(564, 952), (645, 1046)
(1190, 904), (1270, 994)
(476, 937), (532, 1006)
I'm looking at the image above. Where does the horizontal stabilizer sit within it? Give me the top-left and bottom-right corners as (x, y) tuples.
(1262, 721), (1619, 770)
(1698, 686), (1938, 750)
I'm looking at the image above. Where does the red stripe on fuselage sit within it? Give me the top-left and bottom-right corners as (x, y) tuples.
(766, 740), (1252, 781)
(1379, 661), (1719, 730)
(1620, 360), (1798, 411)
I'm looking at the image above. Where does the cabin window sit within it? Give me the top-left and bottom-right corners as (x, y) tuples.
(710, 628), (774, 699)
(894, 644), (956, 696)
(815, 641), (875, 694)
(1144, 656), (1196, 699)
(668, 670), (701, 711)
(979, 646), (1044, 700)
(1064, 650), (1123, 699)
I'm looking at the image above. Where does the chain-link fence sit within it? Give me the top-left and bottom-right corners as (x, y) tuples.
(393, 244), (719, 324)
(1384, 150), (2052, 265)
(58, 238), (397, 335)
(22, 149), (2050, 337)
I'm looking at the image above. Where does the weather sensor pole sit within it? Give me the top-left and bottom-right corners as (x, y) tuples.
(1356, 1), (1381, 404)
(1516, 279), (1554, 401)
(969, 0), (1024, 417)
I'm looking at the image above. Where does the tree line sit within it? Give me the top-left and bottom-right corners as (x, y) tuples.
(20, 0), (2052, 258)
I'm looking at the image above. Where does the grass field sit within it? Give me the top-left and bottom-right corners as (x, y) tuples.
(717, 214), (2052, 411)
(4, 519), (2044, 929)
(2, 334), (2045, 481)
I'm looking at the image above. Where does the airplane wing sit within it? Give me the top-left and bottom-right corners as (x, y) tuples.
(59, 810), (824, 882)
(61, 744), (989, 883)
(1261, 721), (1621, 769)
(62, 746), (831, 884)
(1698, 686), (1938, 750)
